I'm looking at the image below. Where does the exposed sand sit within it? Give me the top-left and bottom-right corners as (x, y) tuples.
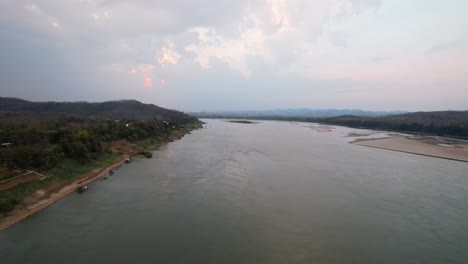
(352, 137), (468, 162)
(346, 132), (372, 137)
(226, 120), (260, 124)
(307, 125), (335, 133)
(0, 155), (130, 232)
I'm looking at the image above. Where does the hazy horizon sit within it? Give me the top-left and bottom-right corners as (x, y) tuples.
(1, 1), (467, 112)
(0, 96), (429, 113)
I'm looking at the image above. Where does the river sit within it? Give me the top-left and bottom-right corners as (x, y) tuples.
(1, 119), (467, 263)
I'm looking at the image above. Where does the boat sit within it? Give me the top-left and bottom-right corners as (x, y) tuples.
(77, 185), (88, 193)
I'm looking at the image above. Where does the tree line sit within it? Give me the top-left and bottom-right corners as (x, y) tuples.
(0, 117), (201, 170)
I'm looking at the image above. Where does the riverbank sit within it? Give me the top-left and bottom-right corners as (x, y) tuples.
(0, 125), (200, 232)
(352, 136), (468, 162)
(0, 155), (130, 232)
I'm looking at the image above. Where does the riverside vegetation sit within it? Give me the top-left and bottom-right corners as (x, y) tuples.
(0, 98), (202, 216)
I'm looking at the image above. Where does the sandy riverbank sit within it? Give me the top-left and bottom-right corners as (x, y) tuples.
(0, 155), (130, 232)
(226, 120), (260, 124)
(352, 137), (468, 162)
(308, 125), (335, 133)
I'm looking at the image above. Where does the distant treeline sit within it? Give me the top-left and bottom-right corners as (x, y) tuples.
(200, 111), (468, 138)
(322, 115), (468, 138)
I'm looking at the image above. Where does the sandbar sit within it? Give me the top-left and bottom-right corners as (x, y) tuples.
(352, 137), (468, 162)
(308, 125), (335, 133)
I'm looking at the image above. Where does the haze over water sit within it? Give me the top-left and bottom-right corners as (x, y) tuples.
(1, 120), (467, 263)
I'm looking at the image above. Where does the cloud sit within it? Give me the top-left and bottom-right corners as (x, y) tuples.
(185, 19), (270, 77)
(428, 38), (468, 53)
(144, 76), (153, 88)
(184, 0), (383, 77)
(0, 0), (467, 111)
(158, 41), (181, 66)
(329, 32), (348, 47)
(2, 0), (382, 79)
(371, 56), (388, 62)
(268, 0), (290, 31)
(137, 64), (155, 74)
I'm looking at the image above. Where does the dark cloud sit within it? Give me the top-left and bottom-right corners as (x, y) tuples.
(371, 56), (388, 62)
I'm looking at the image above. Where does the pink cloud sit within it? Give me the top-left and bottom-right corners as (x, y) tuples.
(144, 76), (152, 88)
(137, 64), (155, 73)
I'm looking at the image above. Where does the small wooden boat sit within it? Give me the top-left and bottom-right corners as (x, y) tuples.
(77, 185), (88, 193)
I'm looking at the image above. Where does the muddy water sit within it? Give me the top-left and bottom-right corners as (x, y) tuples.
(1, 120), (467, 263)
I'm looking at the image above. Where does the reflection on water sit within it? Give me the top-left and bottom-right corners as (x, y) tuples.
(1, 120), (467, 264)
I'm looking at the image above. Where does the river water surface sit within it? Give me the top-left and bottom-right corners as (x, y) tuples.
(1, 120), (467, 263)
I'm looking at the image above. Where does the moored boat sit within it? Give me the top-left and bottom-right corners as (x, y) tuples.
(77, 185), (88, 193)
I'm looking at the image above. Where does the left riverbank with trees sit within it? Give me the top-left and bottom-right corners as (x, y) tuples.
(0, 98), (203, 218)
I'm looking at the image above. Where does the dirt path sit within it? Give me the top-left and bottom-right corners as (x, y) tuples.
(0, 173), (41, 191)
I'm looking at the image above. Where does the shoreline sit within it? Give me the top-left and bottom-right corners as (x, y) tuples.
(0, 155), (129, 232)
(0, 127), (199, 233)
(351, 136), (468, 163)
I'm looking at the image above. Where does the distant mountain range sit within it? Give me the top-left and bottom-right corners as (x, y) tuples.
(191, 108), (407, 118)
(0, 97), (196, 123)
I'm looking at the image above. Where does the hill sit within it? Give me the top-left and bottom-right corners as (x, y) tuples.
(0, 97), (196, 123)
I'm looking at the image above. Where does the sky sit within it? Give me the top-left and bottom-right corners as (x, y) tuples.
(0, 0), (467, 112)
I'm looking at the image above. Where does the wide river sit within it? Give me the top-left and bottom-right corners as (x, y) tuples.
(1, 120), (467, 263)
